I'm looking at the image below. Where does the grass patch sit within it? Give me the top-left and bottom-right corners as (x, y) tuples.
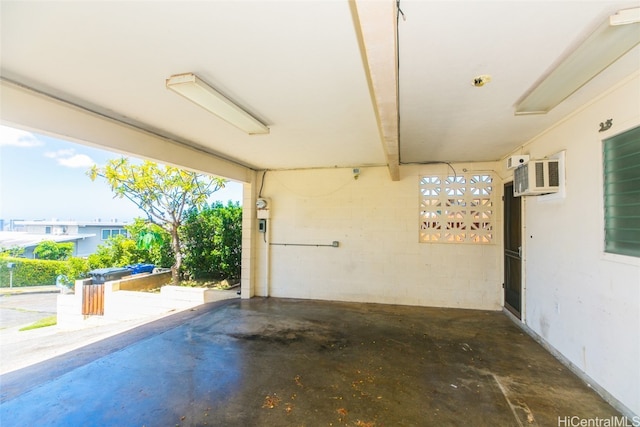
(19, 315), (57, 331)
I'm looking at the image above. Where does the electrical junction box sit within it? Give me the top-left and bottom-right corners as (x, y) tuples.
(506, 155), (530, 169)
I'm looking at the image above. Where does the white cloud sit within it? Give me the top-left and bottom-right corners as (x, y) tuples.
(0, 125), (43, 147)
(43, 147), (96, 168)
(44, 149), (75, 158)
(57, 154), (96, 168)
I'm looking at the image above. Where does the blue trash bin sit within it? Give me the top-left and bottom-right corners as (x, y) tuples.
(125, 263), (155, 275)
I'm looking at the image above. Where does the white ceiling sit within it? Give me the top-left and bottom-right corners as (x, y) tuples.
(398, 0), (640, 163)
(1, 0), (639, 173)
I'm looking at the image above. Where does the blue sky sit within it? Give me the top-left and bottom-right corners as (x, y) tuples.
(0, 125), (243, 222)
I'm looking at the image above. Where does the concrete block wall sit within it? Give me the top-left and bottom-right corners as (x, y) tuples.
(252, 162), (503, 310)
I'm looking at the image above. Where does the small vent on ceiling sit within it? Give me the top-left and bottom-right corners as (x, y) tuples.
(472, 74), (492, 87)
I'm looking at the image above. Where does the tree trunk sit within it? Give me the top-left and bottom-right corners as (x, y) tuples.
(170, 225), (182, 285)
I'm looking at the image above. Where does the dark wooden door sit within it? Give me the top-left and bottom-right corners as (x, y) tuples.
(504, 182), (522, 318)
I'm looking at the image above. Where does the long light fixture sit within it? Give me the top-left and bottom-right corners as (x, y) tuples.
(515, 7), (640, 115)
(166, 73), (269, 135)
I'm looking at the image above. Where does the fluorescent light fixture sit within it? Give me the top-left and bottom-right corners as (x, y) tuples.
(610, 7), (640, 26)
(515, 7), (640, 115)
(166, 73), (269, 135)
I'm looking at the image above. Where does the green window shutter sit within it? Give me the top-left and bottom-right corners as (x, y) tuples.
(603, 126), (640, 257)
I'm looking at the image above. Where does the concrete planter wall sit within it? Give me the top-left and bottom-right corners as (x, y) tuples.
(57, 274), (237, 329)
(161, 285), (228, 304)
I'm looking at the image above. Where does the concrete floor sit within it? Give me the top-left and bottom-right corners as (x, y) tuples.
(0, 298), (621, 426)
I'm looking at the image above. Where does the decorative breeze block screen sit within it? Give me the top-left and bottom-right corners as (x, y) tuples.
(419, 173), (494, 244)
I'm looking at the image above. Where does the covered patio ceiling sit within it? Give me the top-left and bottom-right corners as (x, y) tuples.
(1, 1), (639, 181)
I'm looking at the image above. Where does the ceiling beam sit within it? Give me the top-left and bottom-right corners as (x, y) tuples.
(350, 0), (400, 181)
(0, 78), (252, 183)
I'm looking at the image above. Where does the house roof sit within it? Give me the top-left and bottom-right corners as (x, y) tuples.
(1, 1), (638, 180)
(14, 220), (130, 227)
(0, 231), (96, 250)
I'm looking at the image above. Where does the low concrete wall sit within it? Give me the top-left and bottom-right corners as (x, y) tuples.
(103, 289), (175, 321)
(57, 278), (90, 329)
(104, 271), (173, 321)
(111, 271), (172, 292)
(161, 286), (236, 305)
(57, 273), (238, 329)
(58, 273), (172, 328)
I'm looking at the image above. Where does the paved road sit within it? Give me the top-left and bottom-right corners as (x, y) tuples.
(0, 293), (58, 330)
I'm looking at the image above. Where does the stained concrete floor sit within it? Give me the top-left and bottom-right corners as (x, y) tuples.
(0, 298), (621, 426)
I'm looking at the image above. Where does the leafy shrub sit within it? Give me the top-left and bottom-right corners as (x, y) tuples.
(87, 220), (173, 270)
(64, 257), (90, 282)
(126, 219), (173, 268)
(0, 246), (24, 257)
(88, 235), (149, 269)
(33, 240), (74, 260)
(0, 256), (90, 287)
(181, 201), (242, 280)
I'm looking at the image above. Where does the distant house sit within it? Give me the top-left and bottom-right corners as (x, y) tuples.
(1, 219), (130, 258)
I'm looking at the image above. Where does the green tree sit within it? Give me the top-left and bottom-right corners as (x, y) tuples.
(88, 158), (226, 284)
(87, 220), (173, 270)
(33, 240), (74, 260)
(181, 201), (242, 280)
(87, 234), (148, 269)
(0, 246), (25, 257)
(126, 218), (173, 268)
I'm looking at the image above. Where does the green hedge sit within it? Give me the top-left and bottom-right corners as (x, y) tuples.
(0, 256), (90, 288)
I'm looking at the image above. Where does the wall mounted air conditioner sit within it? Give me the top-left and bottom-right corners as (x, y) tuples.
(514, 159), (560, 197)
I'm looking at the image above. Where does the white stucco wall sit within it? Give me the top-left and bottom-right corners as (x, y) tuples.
(253, 162), (503, 310)
(503, 73), (640, 416)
